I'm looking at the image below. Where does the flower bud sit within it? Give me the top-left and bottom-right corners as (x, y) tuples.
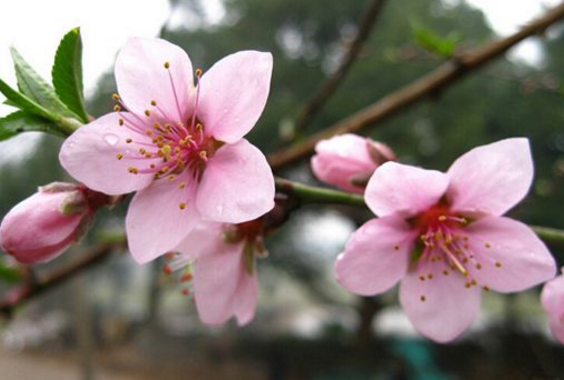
(311, 134), (395, 193)
(0, 183), (90, 264)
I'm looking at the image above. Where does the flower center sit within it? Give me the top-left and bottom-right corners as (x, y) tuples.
(112, 64), (221, 185)
(406, 202), (502, 302)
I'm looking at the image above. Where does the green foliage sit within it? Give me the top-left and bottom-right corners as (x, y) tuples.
(0, 78), (60, 122)
(0, 111), (64, 141)
(0, 28), (89, 140)
(0, 262), (22, 284)
(10, 47), (77, 119)
(52, 28), (89, 123)
(412, 22), (461, 57)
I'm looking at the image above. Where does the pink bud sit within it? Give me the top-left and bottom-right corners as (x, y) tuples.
(0, 184), (90, 264)
(311, 134), (396, 193)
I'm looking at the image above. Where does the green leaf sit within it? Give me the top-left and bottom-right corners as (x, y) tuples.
(10, 47), (77, 119)
(0, 111), (65, 141)
(412, 23), (461, 58)
(0, 263), (22, 284)
(0, 78), (59, 121)
(52, 28), (89, 123)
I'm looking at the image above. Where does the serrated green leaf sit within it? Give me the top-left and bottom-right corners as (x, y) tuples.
(0, 79), (80, 135)
(52, 28), (89, 123)
(0, 78), (58, 120)
(10, 47), (77, 119)
(0, 111), (65, 141)
(0, 262), (22, 284)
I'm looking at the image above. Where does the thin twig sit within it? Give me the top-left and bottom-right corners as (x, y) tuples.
(293, 0), (388, 135)
(0, 239), (125, 316)
(267, 1), (564, 170)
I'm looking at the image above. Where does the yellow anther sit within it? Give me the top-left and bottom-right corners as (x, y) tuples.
(118, 118), (124, 126)
(420, 295), (426, 302)
(139, 148), (146, 155)
(427, 274), (433, 280)
(146, 130), (154, 136)
(471, 279), (477, 286)
(168, 175), (176, 180)
(199, 151), (208, 160)
(114, 105), (121, 112)
(444, 236), (453, 245)
(196, 123), (203, 130)
(442, 270), (449, 276)
(149, 164), (156, 169)
(179, 202), (186, 210)
(116, 153), (123, 160)
(434, 231), (443, 241)
(438, 215), (447, 222)
(125, 138), (133, 144)
(464, 282), (471, 288)
(162, 145), (171, 154)
(394, 245), (400, 251)
(153, 173), (160, 179)
(164, 61), (170, 69)
(144, 110), (151, 117)
(112, 93), (120, 101)
(485, 242), (491, 249)
(145, 153), (152, 158)
(195, 68), (202, 77)
(128, 167), (138, 174)
(178, 182), (186, 189)
(419, 275), (425, 281)
(476, 263), (482, 270)
(495, 261), (502, 268)
(150, 100), (157, 106)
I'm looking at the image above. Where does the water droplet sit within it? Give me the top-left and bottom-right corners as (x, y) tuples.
(104, 133), (119, 146)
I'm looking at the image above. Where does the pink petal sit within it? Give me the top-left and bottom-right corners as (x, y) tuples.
(399, 261), (481, 343)
(542, 274), (564, 345)
(59, 113), (154, 195)
(0, 191), (84, 264)
(174, 221), (224, 261)
(196, 139), (274, 223)
(548, 318), (564, 345)
(464, 216), (556, 293)
(126, 171), (200, 264)
(335, 216), (414, 296)
(541, 273), (564, 318)
(198, 51), (273, 144)
(446, 138), (533, 216)
(311, 134), (378, 193)
(365, 162), (449, 218)
(115, 37), (194, 121)
(193, 242), (258, 326)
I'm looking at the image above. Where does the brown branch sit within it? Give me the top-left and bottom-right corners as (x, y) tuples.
(267, 1), (564, 170)
(0, 239), (126, 316)
(292, 0), (388, 134)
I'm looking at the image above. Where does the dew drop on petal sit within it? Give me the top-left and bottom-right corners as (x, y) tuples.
(104, 133), (119, 146)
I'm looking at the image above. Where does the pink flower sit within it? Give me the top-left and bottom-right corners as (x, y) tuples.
(541, 269), (564, 345)
(59, 38), (275, 264)
(335, 138), (556, 342)
(167, 219), (266, 325)
(0, 183), (91, 264)
(311, 134), (395, 193)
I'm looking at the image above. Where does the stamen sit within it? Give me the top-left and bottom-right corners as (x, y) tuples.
(439, 243), (468, 277)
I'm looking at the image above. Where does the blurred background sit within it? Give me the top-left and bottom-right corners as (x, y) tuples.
(1, 0), (564, 379)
